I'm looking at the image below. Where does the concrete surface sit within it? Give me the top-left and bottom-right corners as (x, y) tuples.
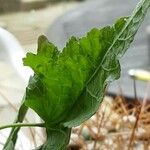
(21, 0), (47, 11)
(0, 2), (79, 51)
(0, 0), (47, 13)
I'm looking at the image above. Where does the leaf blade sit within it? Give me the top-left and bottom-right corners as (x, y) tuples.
(63, 0), (150, 127)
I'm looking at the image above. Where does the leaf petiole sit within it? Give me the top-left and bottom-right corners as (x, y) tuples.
(0, 123), (45, 131)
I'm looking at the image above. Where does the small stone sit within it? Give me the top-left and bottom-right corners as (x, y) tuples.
(81, 127), (91, 141)
(104, 138), (113, 146)
(123, 115), (128, 122)
(128, 115), (136, 123)
(136, 127), (146, 136)
(91, 127), (98, 134)
(100, 128), (108, 135)
(115, 123), (120, 130)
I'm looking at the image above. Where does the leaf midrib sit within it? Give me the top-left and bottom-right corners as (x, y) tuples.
(86, 0), (147, 86)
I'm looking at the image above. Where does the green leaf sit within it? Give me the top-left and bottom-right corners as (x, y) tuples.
(24, 0), (150, 128)
(22, 0), (150, 149)
(37, 127), (71, 150)
(63, 0), (150, 127)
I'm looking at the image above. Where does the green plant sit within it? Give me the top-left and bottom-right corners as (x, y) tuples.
(1, 0), (150, 149)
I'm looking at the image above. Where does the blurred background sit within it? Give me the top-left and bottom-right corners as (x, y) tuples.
(0, 0), (150, 149)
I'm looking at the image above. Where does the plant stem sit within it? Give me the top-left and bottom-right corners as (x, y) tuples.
(133, 79), (137, 101)
(0, 123), (45, 131)
(3, 95), (28, 149)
